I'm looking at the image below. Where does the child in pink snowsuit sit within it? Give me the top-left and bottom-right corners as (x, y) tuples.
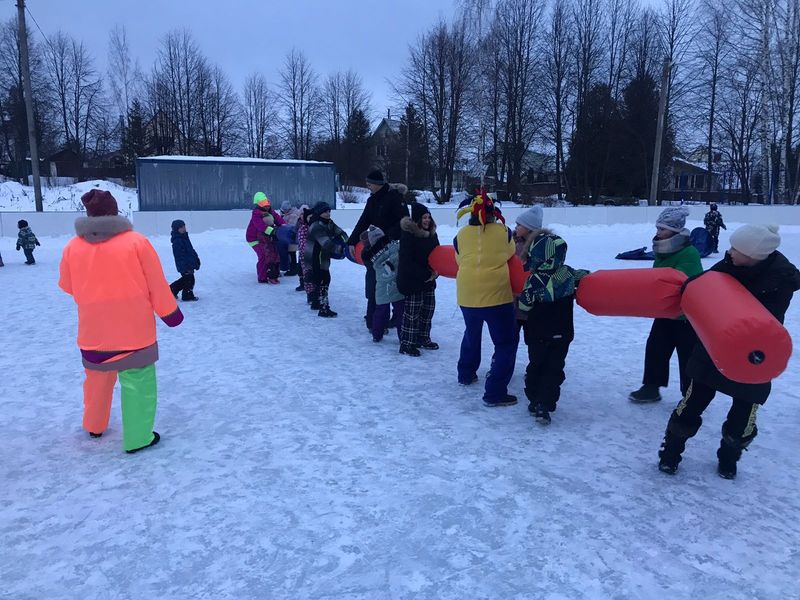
(246, 194), (285, 283)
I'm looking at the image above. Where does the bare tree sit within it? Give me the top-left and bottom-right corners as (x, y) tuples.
(107, 24), (142, 119)
(401, 20), (476, 202)
(493, 0), (546, 199)
(606, 0), (638, 99)
(152, 29), (206, 155)
(544, 0), (577, 200)
(695, 0), (731, 190)
(279, 48), (320, 159)
(573, 0), (604, 115)
(197, 64), (239, 155)
(242, 73), (278, 158)
(45, 31), (104, 158)
(321, 69), (371, 148)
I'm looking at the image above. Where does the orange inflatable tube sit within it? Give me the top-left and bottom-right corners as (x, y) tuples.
(576, 268), (686, 319)
(681, 272), (792, 384)
(428, 245), (459, 278)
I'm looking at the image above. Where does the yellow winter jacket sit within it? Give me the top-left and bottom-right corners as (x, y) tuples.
(455, 222), (515, 308)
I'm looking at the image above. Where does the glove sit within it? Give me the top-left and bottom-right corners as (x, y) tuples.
(265, 226), (275, 237)
(36, 241), (41, 246)
(161, 307), (184, 328)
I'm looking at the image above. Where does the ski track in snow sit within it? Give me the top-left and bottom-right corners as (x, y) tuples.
(1, 222), (799, 599)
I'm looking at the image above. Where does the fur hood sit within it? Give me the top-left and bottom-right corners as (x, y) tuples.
(401, 216), (436, 238)
(74, 215), (133, 244)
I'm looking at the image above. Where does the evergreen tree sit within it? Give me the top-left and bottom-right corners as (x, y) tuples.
(398, 103), (428, 189)
(342, 108), (371, 185)
(122, 99), (147, 173)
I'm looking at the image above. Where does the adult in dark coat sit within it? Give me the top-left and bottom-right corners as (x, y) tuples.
(169, 219), (201, 301)
(658, 224), (800, 479)
(347, 170), (409, 331)
(397, 202), (440, 356)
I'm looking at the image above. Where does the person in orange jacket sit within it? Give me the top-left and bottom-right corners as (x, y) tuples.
(59, 189), (184, 453)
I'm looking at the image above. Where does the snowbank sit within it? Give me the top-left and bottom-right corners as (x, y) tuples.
(0, 179), (138, 214)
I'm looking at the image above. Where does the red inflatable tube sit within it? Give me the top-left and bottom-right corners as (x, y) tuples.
(508, 254), (529, 296)
(681, 271), (792, 384)
(576, 268), (687, 319)
(428, 245), (459, 278)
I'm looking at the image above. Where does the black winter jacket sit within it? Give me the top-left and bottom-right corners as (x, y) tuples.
(687, 250), (800, 403)
(397, 217), (439, 296)
(347, 184), (409, 245)
(171, 229), (200, 273)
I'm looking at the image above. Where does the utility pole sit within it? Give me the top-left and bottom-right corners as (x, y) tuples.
(650, 57), (672, 207)
(17, 0), (43, 212)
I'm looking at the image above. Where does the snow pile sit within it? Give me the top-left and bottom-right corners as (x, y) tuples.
(0, 179), (138, 214)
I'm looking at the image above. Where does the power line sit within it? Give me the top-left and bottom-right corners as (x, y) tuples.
(23, 3), (53, 51)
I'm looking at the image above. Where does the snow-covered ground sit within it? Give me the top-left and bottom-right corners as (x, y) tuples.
(0, 179), (138, 214)
(1, 221), (799, 599)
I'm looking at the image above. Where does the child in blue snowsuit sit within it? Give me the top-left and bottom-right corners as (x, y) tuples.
(16, 220), (40, 264)
(169, 219), (201, 301)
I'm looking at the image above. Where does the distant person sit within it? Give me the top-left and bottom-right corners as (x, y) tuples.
(58, 189), (183, 453)
(454, 193), (518, 407)
(168, 219), (200, 301)
(347, 170), (408, 332)
(703, 203), (726, 253)
(658, 224), (800, 479)
(16, 219), (40, 265)
(629, 207), (702, 403)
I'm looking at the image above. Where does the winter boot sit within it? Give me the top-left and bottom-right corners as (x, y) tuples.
(658, 412), (702, 474)
(532, 402), (551, 425)
(285, 253), (299, 276)
(399, 343), (421, 357)
(317, 284), (337, 317)
(419, 340), (439, 350)
(296, 273), (305, 292)
(630, 384), (662, 403)
(308, 290), (320, 310)
(181, 291), (199, 301)
(126, 431), (161, 454)
(459, 375), (479, 386)
(89, 432), (103, 438)
(717, 424), (757, 480)
(483, 394), (518, 407)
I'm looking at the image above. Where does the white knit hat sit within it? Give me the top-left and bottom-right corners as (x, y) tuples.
(656, 206), (690, 232)
(730, 224), (781, 260)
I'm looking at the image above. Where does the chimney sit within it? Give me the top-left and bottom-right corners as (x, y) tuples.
(387, 108), (391, 120)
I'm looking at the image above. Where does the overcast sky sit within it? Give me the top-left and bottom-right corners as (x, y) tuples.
(3, 0), (460, 121)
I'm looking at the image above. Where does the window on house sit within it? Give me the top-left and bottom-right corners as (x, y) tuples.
(695, 174), (704, 189)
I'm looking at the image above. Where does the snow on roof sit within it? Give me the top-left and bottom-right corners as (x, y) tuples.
(674, 157), (712, 172)
(139, 155), (333, 166)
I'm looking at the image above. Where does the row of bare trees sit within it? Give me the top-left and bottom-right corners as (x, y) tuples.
(0, 0), (798, 203)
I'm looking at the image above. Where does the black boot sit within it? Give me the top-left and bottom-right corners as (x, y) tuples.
(309, 290), (320, 310)
(658, 412), (701, 474)
(399, 343), (421, 356)
(717, 424), (757, 480)
(296, 273), (305, 292)
(286, 253), (299, 276)
(126, 431), (161, 454)
(532, 402), (551, 425)
(630, 384), (662, 403)
(181, 290), (199, 301)
(317, 284), (337, 317)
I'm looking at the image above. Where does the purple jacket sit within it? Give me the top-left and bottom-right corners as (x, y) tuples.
(246, 208), (286, 244)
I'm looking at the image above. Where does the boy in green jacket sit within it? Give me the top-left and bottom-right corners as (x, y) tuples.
(629, 207), (703, 403)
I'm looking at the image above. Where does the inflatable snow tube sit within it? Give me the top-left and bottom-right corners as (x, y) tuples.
(508, 254), (529, 296)
(346, 241), (365, 265)
(576, 268), (687, 319)
(681, 271), (792, 384)
(428, 245), (459, 278)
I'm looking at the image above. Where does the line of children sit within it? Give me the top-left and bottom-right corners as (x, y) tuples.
(169, 219), (200, 301)
(17, 219), (40, 265)
(304, 201), (348, 317)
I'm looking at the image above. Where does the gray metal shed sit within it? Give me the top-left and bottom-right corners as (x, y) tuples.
(136, 156), (337, 211)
